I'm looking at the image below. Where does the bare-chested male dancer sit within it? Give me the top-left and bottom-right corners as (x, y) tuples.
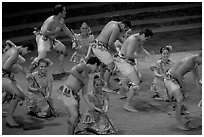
(115, 28), (153, 112)
(57, 57), (101, 134)
(2, 43), (29, 127)
(164, 52), (202, 130)
(86, 19), (131, 92)
(30, 4), (75, 76)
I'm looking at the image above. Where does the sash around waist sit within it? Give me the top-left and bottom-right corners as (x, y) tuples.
(115, 53), (135, 65)
(58, 85), (79, 98)
(91, 39), (109, 51)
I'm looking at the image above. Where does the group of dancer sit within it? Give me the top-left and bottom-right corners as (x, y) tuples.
(2, 3), (202, 134)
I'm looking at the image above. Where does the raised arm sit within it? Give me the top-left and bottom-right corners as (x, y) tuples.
(61, 19), (74, 41)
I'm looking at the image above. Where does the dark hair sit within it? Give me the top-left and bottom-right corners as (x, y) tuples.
(93, 75), (99, 79)
(160, 45), (172, 54)
(93, 75), (105, 87)
(81, 21), (88, 27)
(139, 28), (153, 37)
(121, 19), (132, 28)
(53, 4), (64, 15)
(38, 59), (49, 67)
(86, 57), (101, 66)
(160, 47), (169, 54)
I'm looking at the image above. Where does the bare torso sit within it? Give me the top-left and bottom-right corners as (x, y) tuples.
(97, 21), (120, 45)
(41, 15), (63, 39)
(2, 47), (19, 72)
(64, 64), (90, 93)
(120, 34), (141, 59)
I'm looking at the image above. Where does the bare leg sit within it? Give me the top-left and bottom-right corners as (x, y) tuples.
(57, 53), (65, 74)
(118, 77), (129, 99)
(99, 63), (106, 81)
(65, 105), (79, 135)
(175, 102), (190, 130)
(123, 86), (138, 112)
(103, 63), (115, 92)
(123, 71), (140, 112)
(6, 98), (19, 126)
(3, 79), (25, 126)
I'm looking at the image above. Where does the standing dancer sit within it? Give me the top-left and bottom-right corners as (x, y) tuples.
(2, 43), (29, 127)
(164, 52), (202, 130)
(85, 19), (131, 92)
(70, 22), (95, 64)
(114, 28), (153, 112)
(57, 57), (101, 134)
(30, 4), (75, 77)
(150, 45), (174, 101)
(27, 58), (55, 118)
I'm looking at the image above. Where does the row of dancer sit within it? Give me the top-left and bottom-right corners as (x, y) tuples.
(2, 4), (202, 134)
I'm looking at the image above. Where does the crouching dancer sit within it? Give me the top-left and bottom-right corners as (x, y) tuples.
(115, 28), (153, 112)
(164, 52), (202, 130)
(2, 43), (29, 127)
(30, 4), (75, 76)
(57, 57), (101, 134)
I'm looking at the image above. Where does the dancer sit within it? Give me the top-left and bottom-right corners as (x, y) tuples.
(30, 4), (75, 77)
(114, 28), (133, 97)
(85, 19), (131, 92)
(2, 40), (27, 114)
(27, 58), (55, 118)
(57, 57), (101, 134)
(70, 22), (95, 64)
(2, 43), (29, 127)
(83, 75), (115, 134)
(114, 28), (153, 112)
(150, 45), (174, 101)
(164, 52), (202, 130)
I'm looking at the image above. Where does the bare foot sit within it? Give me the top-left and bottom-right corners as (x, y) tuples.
(119, 96), (127, 99)
(123, 105), (138, 112)
(176, 124), (190, 131)
(6, 116), (20, 127)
